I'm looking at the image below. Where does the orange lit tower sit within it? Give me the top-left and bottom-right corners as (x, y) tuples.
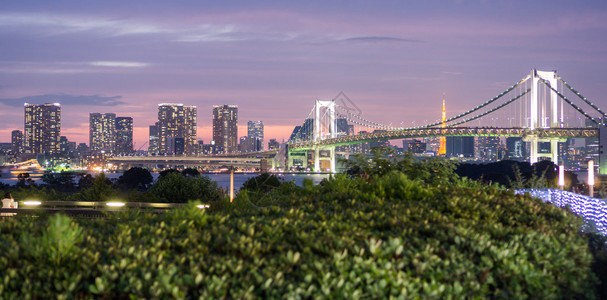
(438, 94), (447, 155)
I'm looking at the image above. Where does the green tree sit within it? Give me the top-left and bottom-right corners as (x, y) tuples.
(71, 173), (117, 202)
(241, 173), (282, 193)
(78, 174), (94, 190)
(150, 172), (221, 203)
(182, 168), (200, 177)
(41, 172), (76, 192)
(342, 147), (459, 186)
(158, 169), (180, 178)
(116, 167), (153, 190)
(16, 172), (35, 188)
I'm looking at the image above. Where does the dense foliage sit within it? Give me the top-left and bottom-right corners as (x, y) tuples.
(116, 167), (153, 190)
(0, 153), (599, 298)
(150, 172), (221, 203)
(455, 160), (579, 189)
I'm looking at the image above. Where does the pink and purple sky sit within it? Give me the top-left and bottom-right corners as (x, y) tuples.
(1, 0), (606, 149)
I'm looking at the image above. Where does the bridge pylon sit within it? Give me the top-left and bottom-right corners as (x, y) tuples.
(526, 69), (561, 165)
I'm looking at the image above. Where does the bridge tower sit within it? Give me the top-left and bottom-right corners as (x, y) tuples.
(525, 69), (563, 165)
(312, 100), (337, 172)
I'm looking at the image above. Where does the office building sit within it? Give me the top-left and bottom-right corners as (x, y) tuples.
(148, 122), (159, 154)
(167, 137), (185, 155)
(247, 120), (264, 151)
(156, 104), (197, 154)
(446, 136), (474, 158)
(212, 105), (238, 153)
(11, 130), (23, 154)
(89, 113), (116, 154)
(116, 117), (133, 155)
(475, 136), (502, 161)
(24, 103), (61, 155)
(506, 137), (526, 161)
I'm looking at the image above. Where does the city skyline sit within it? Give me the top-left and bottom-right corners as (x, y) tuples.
(1, 1), (607, 148)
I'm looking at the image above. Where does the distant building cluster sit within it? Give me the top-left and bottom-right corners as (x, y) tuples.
(3, 100), (272, 169)
(0, 97), (601, 173)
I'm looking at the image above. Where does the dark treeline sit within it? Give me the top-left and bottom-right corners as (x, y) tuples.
(455, 160), (579, 189)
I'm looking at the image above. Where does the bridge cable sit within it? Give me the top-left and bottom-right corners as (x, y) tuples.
(557, 75), (607, 118)
(446, 89), (531, 127)
(539, 79), (599, 125)
(420, 76), (531, 128)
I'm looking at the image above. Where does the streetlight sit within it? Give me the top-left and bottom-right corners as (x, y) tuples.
(588, 160), (595, 197)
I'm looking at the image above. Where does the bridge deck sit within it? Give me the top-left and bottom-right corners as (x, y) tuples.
(288, 127), (598, 150)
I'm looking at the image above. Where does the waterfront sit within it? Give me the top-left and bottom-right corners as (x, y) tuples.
(0, 171), (331, 191)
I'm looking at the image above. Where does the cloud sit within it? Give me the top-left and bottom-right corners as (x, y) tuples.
(89, 61), (149, 68)
(343, 36), (423, 43)
(0, 94), (125, 107)
(0, 13), (171, 36)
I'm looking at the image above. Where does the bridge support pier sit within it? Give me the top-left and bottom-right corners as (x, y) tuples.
(312, 146), (336, 173)
(525, 136), (563, 165)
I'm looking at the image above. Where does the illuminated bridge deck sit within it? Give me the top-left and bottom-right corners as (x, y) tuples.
(288, 127), (598, 150)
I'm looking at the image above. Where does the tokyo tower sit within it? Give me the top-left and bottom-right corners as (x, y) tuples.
(438, 94), (446, 155)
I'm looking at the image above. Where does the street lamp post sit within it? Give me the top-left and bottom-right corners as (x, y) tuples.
(588, 160), (595, 197)
(230, 166), (234, 203)
(558, 165), (565, 190)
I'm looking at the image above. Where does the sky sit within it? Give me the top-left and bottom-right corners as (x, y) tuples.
(1, 0), (607, 149)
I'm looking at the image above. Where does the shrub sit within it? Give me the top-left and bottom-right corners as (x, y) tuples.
(0, 170), (598, 298)
(20, 214), (83, 266)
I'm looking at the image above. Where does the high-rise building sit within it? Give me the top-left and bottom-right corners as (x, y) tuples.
(212, 105), (238, 153)
(89, 113), (116, 154)
(11, 130), (23, 154)
(506, 137), (526, 161)
(24, 103), (61, 155)
(475, 136), (502, 161)
(148, 122), (159, 154)
(59, 136), (70, 157)
(446, 136), (475, 158)
(116, 117), (133, 155)
(247, 120), (264, 151)
(156, 104), (197, 154)
(167, 137), (185, 155)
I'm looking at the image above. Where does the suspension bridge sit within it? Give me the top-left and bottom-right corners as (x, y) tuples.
(111, 69), (607, 174)
(282, 69), (607, 173)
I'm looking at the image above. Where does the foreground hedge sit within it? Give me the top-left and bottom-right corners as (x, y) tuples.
(0, 172), (597, 299)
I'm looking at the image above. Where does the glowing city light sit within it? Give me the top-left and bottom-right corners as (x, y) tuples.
(106, 202), (125, 207)
(23, 201), (42, 206)
(517, 189), (607, 235)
